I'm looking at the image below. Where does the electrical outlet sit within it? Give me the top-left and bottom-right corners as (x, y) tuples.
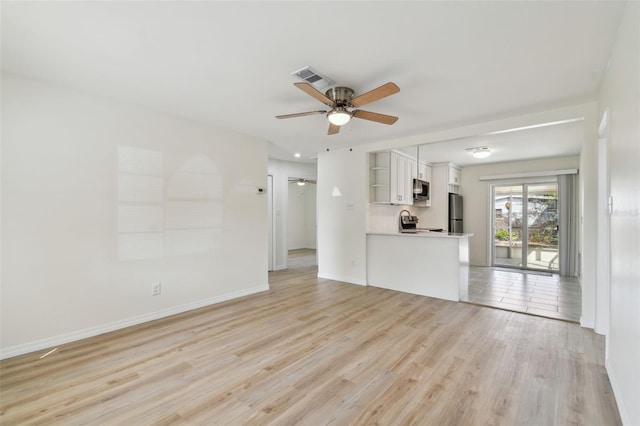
(151, 282), (161, 296)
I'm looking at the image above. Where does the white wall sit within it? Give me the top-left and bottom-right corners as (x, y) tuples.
(317, 148), (368, 285)
(460, 156), (580, 267)
(305, 183), (317, 249)
(1, 74), (269, 358)
(368, 203), (422, 234)
(267, 159), (316, 269)
(287, 182), (316, 250)
(578, 104), (600, 330)
(597, 2), (640, 424)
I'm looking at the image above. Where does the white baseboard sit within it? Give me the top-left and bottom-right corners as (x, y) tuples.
(605, 358), (631, 425)
(580, 317), (595, 329)
(317, 272), (367, 286)
(0, 284), (269, 360)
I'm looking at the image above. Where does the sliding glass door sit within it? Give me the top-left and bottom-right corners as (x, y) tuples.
(492, 182), (559, 272)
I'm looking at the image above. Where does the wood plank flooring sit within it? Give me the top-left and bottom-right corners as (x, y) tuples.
(0, 264), (620, 425)
(286, 248), (317, 269)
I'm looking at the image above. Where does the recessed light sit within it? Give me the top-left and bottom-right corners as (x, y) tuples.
(294, 153), (301, 158)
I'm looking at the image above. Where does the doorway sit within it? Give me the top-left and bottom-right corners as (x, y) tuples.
(268, 175), (275, 271)
(287, 178), (317, 268)
(492, 181), (559, 273)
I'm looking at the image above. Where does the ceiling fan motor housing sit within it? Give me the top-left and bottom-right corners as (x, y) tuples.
(325, 87), (354, 106)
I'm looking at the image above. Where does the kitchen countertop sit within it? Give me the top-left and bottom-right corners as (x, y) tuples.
(367, 231), (473, 239)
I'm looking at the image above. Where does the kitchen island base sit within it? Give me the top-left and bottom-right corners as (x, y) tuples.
(366, 232), (471, 301)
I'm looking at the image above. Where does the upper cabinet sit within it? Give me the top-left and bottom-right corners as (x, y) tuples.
(448, 164), (461, 194)
(412, 161), (430, 181)
(423, 163), (432, 183)
(369, 150), (413, 205)
(369, 147), (442, 206)
(416, 144), (432, 182)
(390, 151), (413, 204)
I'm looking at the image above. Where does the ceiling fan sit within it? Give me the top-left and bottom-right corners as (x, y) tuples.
(288, 178), (317, 186)
(276, 82), (400, 135)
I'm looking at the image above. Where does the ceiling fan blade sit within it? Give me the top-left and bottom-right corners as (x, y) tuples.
(352, 109), (398, 125)
(349, 82), (400, 108)
(276, 110), (327, 119)
(287, 178), (318, 184)
(294, 82), (334, 107)
(328, 123), (340, 135)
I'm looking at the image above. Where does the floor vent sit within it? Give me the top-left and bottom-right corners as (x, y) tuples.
(291, 66), (335, 90)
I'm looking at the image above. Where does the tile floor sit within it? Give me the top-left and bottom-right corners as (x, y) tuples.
(462, 266), (581, 322)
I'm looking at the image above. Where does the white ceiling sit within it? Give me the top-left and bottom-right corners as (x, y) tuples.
(411, 118), (585, 167)
(1, 1), (625, 164)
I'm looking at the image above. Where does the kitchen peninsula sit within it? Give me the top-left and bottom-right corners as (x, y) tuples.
(366, 231), (472, 302)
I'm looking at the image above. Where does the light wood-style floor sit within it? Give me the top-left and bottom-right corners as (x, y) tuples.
(287, 248), (317, 269)
(1, 262), (620, 425)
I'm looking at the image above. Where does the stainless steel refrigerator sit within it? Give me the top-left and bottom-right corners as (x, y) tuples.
(448, 193), (463, 233)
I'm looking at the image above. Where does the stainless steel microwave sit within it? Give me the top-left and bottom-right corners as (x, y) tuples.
(413, 179), (430, 201)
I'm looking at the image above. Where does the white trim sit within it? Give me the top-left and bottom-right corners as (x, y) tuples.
(479, 169), (578, 181)
(318, 273), (367, 286)
(598, 109), (609, 136)
(0, 284), (269, 360)
(606, 358), (631, 426)
(595, 109), (611, 346)
(486, 118), (584, 136)
(488, 184), (496, 267)
(268, 174), (275, 271)
(580, 317), (595, 329)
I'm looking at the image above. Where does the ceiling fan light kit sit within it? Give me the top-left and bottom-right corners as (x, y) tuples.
(288, 178), (317, 186)
(276, 81), (400, 135)
(327, 107), (352, 126)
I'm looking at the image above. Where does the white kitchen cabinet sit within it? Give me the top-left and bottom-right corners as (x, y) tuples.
(448, 165), (461, 193)
(410, 160), (429, 182)
(390, 151), (413, 204)
(421, 162), (462, 230)
(424, 164), (432, 183)
(418, 162), (429, 181)
(369, 151), (413, 205)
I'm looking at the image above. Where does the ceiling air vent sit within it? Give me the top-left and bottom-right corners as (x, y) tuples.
(291, 66), (335, 90)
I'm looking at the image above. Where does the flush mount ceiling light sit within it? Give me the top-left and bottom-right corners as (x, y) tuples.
(466, 146), (492, 159)
(327, 107), (352, 126)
